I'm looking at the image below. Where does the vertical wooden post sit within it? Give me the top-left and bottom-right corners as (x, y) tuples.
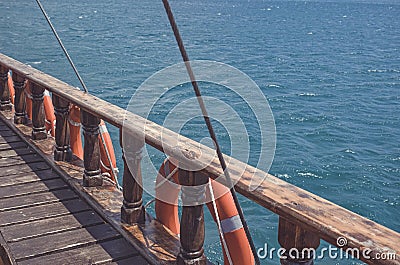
(81, 110), (102, 186)
(177, 170), (208, 265)
(53, 94), (72, 161)
(278, 217), (320, 265)
(30, 82), (47, 140)
(12, 72), (27, 124)
(0, 66), (12, 111)
(120, 130), (145, 224)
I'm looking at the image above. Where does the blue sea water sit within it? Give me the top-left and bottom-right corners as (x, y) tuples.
(0, 0), (399, 264)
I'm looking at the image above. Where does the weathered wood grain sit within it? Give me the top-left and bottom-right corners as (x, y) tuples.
(0, 148), (34, 158)
(278, 217), (320, 263)
(0, 163), (51, 178)
(9, 223), (120, 260)
(0, 178), (67, 198)
(0, 153), (43, 167)
(0, 141), (29, 152)
(0, 131), (16, 137)
(107, 255), (150, 265)
(17, 238), (144, 265)
(0, 188), (78, 211)
(0, 199), (91, 226)
(0, 170), (57, 188)
(122, 220), (180, 265)
(1, 210), (103, 243)
(0, 136), (20, 145)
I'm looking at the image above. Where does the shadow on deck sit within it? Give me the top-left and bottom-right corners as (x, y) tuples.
(0, 118), (149, 265)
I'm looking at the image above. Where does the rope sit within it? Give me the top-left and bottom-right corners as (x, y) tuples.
(35, 0), (88, 93)
(155, 159), (179, 190)
(100, 159), (121, 190)
(161, 1), (260, 264)
(144, 198), (156, 209)
(99, 122), (120, 188)
(208, 180), (234, 265)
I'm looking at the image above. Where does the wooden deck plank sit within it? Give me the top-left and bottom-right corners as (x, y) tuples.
(0, 148), (35, 158)
(0, 169), (58, 187)
(0, 141), (29, 151)
(17, 238), (140, 265)
(0, 130), (16, 137)
(0, 123), (11, 131)
(10, 223), (121, 260)
(0, 162), (51, 177)
(0, 153), (43, 167)
(0, 199), (91, 226)
(108, 256), (150, 265)
(0, 188), (78, 212)
(1, 211), (104, 243)
(0, 178), (67, 199)
(0, 135), (21, 144)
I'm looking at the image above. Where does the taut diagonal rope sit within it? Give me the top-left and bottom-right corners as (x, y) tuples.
(161, 1), (260, 264)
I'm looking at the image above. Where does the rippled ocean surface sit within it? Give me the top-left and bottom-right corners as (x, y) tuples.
(0, 0), (398, 264)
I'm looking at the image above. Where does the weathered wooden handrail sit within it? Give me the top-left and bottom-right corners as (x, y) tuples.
(0, 53), (399, 264)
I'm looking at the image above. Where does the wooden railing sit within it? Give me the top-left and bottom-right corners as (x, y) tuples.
(0, 53), (398, 265)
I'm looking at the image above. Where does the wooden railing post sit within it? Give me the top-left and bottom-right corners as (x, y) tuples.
(30, 82), (47, 140)
(81, 110), (102, 186)
(278, 217), (320, 265)
(0, 66), (12, 111)
(53, 94), (72, 161)
(177, 170), (208, 265)
(12, 72), (27, 124)
(120, 130), (145, 224)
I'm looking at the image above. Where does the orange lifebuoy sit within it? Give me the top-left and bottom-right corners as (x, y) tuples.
(155, 159), (181, 235)
(155, 159), (254, 265)
(43, 90), (56, 137)
(205, 180), (254, 265)
(7, 73), (14, 105)
(69, 104), (83, 160)
(98, 119), (118, 183)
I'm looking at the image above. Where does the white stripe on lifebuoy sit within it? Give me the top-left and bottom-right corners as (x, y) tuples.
(24, 90), (33, 99)
(68, 118), (81, 127)
(99, 124), (108, 134)
(221, 214), (243, 234)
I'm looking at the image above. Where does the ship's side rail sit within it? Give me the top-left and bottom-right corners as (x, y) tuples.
(0, 53), (398, 265)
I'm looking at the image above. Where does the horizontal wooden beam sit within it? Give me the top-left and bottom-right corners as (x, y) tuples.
(0, 53), (398, 264)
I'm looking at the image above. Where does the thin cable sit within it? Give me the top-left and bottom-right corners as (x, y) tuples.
(36, 0), (124, 191)
(99, 124), (120, 188)
(161, 1), (260, 264)
(155, 164), (179, 190)
(35, 0), (88, 93)
(208, 181), (234, 265)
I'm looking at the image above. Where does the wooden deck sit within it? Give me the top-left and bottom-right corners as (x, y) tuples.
(0, 118), (149, 265)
